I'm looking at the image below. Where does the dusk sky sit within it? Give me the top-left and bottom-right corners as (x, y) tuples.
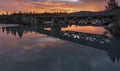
(0, 0), (120, 14)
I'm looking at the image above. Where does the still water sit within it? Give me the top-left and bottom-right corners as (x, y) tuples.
(45, 25), (111, 36)
(0, 24), (120, 71)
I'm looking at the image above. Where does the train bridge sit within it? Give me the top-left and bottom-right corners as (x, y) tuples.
(37, 11), (118, 27)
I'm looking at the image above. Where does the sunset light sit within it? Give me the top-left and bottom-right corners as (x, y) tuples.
(0, 0), (120, 71)
(0, 0), (109, 14)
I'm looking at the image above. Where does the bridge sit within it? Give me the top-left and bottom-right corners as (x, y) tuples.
(37, 11), (118, 27)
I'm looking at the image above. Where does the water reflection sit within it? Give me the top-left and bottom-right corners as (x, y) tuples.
(0, 26), (44, 38)
(45, 25), (111, 37)
(0, 25), (120, 71)
(62, 25), (109, 35)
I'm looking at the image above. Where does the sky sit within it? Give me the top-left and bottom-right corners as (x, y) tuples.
(0, 0), (120, 14)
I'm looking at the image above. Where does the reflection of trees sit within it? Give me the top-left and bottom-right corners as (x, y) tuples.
(1, 26), (120, 63)
(108, 37), (120, 63)
(1, 26), (32, 38)
(2, 27), (5, 32)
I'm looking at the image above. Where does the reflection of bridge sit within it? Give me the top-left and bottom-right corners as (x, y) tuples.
(37, 12), (118, 26)
(1, 26), (120, 63)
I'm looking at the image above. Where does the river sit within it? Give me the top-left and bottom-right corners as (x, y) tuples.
(0, 24), (120, 71)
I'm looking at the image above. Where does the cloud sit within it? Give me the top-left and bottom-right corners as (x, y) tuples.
(0, 0), (114, 14)
(21, 0), (107, 2)
(22, 0), (79, 2)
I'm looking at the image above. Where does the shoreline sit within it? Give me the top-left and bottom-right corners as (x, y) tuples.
(0, 24), (20, 27)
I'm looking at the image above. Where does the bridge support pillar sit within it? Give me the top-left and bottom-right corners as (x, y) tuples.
(51, 18), (62, 35)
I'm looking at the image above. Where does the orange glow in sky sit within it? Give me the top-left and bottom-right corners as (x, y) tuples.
(0, 0), (117, 14)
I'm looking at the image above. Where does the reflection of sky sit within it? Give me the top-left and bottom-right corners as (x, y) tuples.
(0, 0), (115, 14)
(62, 25), (108, 35)
(0, 26), (120, 71)
(45, 25), (110, 36)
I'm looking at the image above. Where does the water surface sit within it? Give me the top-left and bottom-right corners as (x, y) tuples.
(45, 25), (111, 37)
(0, 25), (120, 71)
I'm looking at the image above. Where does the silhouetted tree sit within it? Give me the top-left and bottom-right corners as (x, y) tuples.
(105, 0), (120, 12)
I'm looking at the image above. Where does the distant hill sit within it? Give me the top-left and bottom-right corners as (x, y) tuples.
(69, 11), (116, 16)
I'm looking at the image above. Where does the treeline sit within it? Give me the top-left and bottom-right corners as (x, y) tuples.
(0, 12), (68, 26)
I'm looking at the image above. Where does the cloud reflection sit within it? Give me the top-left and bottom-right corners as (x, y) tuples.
(0, 26), (120, 71)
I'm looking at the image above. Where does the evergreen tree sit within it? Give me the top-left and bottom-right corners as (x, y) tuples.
(105, 0), (120, 36)
(105, 0), (120, 12)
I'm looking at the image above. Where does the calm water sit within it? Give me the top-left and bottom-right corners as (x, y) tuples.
(45, 25), (111, 36)
(0, 24), (120, 71)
